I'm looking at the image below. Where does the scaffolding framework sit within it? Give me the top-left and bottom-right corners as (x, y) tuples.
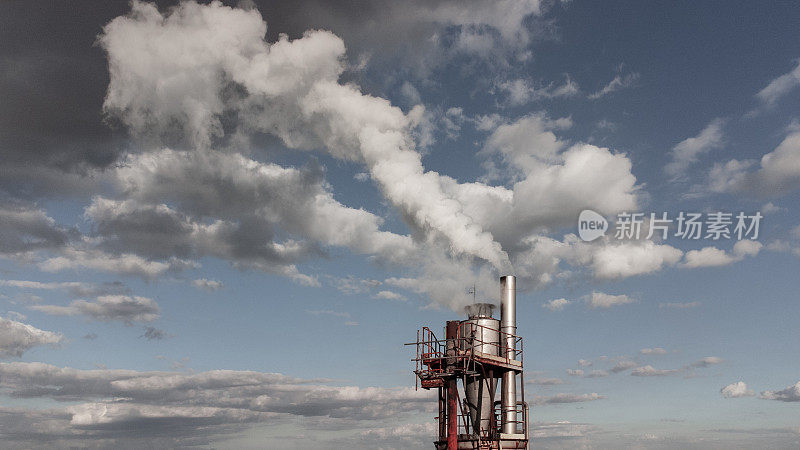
(409, 320), (529, 449)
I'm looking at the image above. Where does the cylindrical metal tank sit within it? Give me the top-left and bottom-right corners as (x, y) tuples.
(459, 303), (499, 434)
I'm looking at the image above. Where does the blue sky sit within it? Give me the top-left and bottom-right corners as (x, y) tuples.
(1, 0), (799, 448)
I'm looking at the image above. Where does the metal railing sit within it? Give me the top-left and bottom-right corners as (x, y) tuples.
(457, 321), (523, 362)
(409, 322), (524, 386)
(493, 401), (529, 437)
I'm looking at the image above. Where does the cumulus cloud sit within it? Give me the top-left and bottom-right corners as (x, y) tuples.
(31, 295), (160, 325)
(0, 361), (435, 445)
(665, 118), (725, 179)
(192, 278), (223, 292)
(721, 381), (754, 398)
(0, 0), (650, 313)
(477, 114), (638, 239)
(680, 240), (762, 268)
(610, 361), (638, 373)
(84, 150), (413, 285)
(512, 234), (682, 288)
(373, 290), (406, 301)
(99, 0), (510, 272)
(0, 318), (63, 358)
(760, 381), (800, 402)
(543, 298), (570, 311)
(707, 131), (800, 197)
(82, 1), (657, 310)
(0, 201), (72, 256)
(589, 240), (683, 279)
(586, 292), (636, 309)
(38, 248), (194, 279)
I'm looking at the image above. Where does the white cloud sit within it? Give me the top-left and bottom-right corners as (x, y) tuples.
(681, 246), (735, 268)
(92, 151), (410, 283)
(83, 0), (665, 312)
(761, 381), (800, 402)
(578, 359), (593, 367)
(680, 240), (762, 268)
(566, 369), (584, 377)
(373, 290), (406, 301)
(192, 278), (223, 292)
(100, 1), (511, 271)
(0, 318), (63, 358)
(527, 377), (564, 385)
(610, 361), (638, 373)
(0, 361), (435, 428)
(640, 348), (668, 355)
(631, 365), (681, 377)
(690, 356), (724, 368)
(532, 392), (604, 405)
(383, 252), (499, 310)
(0, 202), (70, 257)
(31, 295), (160, 325)
(532, 421), (597, 439)
(331, 276), (382, 295)
(498, 76), (579, 105)
(543, 298), (570, 311)
(665, 118), (725, 179)
(589, 72), (639, 99)
(39, 248), (193, 279)
(585, 370), (609, 378)
(0, 279), (128, 298)
(761, 202), (785, 215)
(721, 381), (754, 398)
(755, 60), (800, 107)
(590, 240), (683, 279)
(707, 131), (800, 197)
(586, 292), (636, 309)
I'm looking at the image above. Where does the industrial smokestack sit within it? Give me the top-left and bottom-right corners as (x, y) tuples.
(409, 275), (529, 448)
(500, 275), (517, 434)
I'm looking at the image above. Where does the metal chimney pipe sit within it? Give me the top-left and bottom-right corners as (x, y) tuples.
(500, 275), (517, 435)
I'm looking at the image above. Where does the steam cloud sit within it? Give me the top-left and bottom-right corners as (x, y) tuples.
(100, 0), (510, 271)
(90, 0), (643, 308)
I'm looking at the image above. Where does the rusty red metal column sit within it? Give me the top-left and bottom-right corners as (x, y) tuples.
(445, 320), (459, 450)
(447, 378), (457, 450)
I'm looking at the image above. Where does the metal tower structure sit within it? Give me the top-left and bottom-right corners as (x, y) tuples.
(409, 276), (529, 449)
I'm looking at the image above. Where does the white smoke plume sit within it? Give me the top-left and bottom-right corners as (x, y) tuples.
(95, 1), (642, 309)
(100, 0), (510, 271)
